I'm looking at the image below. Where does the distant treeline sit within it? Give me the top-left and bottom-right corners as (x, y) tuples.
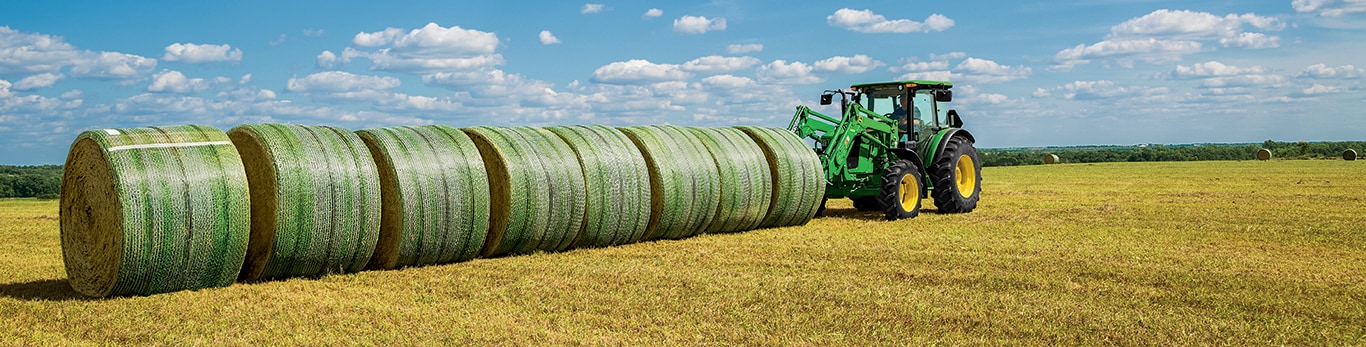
(0, 165), (62, 199)
(981, 140), (1366, 167)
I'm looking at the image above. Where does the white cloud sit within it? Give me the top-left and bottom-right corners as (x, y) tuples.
(1293, 0), (1366, 16)
(147, 70), (209, 94)
(1300, 83), (1342, 95)
(892, 60), (950, 72)
(954, 58), (1031, 83)
(644, 8), (663, 18)
(1297, 63), (1365, 79)
(68, 52), (158, 79)
(826, 8), (954, 33)
(1043, 80), (1169, 100)
(1219, 32), (1279, 48)
(539, 30), (561, 45)
(680, 56), (760, 74)
(699, 75), (758, 90)
(756, 60), (822, 84)
(582, 3), (605, 14)
(726, 43), (763, 54)
(896, 70), (959, 82)
(1200, 74), (1287, 88)
(353, 27), (405, 47)
(360, 23), (503, 73)
(13, 73), (63, 90)
(1171, 61), (1268, 78)
(1052, 9), (1283, 70)
(161, 43), (243, 63)
(812, 55), (885, 74)
(591, 60), (690, 84)
(674, 16), (727, 34)
(303, 28), (325, 37)
(1052, 38), (1203, 71)
(317, 50), (338, 68)
(286, 71), (401, 102)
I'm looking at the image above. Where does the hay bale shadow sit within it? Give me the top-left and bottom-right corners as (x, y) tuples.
(0, 278), (91, 301)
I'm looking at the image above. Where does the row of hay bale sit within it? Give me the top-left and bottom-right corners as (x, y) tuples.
(1256, 148), (1358, 161)
(60, 124), (824, 297)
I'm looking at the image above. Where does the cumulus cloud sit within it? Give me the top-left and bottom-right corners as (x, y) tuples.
(582, 3), (605, 14)
(1293, 0), (1366, 17)
(0, 27), (156, 80)
(146, 70), (210, 94)
(699, 75), (758, 90)
(644, 8), (663, 18)
(1052, 9), (1283, 70)
(539, 30), (561, 45)
(1171, 61), (1269, 78)
(1299, 83), (1342, 95)
(827, 8), (954, 33)
(812, 55), (885, 74)
(726, 43), (763, 54)
(674, 16), (727, 34)
(954, 58), (1031, 83)
(756, 60), (822, 84)
(680, 56), (760, 74)
(357, 23), (504, 73)
(1042, 80), (1169, 100)
(891, 59), (950, 72)
(286, 71), (401, 102)
(1297, 63), (1365, 79)
(161, 43), (243, 63)
(317, 50), (338, 68)
(12, 73), (63, 90)
(591, 60), (690, 84)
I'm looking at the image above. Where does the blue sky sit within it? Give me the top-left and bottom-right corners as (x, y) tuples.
(1, 0), (1363, 164)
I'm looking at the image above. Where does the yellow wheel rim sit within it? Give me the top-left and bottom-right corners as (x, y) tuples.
(955, 155), (977, 198)
(899, 173), (918, 211)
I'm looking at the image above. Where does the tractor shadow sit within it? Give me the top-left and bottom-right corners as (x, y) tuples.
(818, 207), (942, 221)
(0, 278), (91, 301)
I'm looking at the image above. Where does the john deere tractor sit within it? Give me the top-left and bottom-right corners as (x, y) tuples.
(788, 80), (980, 220)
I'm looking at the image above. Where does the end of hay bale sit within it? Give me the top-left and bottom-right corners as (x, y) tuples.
(1044, 154), (1059, 165)
(1256, 148), (1272, 161)
(60, 135), (123, 297)
(1344, 149), (1357, 161)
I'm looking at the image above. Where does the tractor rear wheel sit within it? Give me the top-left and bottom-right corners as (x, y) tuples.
(931, 136), (981, 213)
(879, 159), (922, 221)
(851, 196), (882, 212)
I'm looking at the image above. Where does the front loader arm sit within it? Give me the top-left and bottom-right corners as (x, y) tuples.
(788, 104), (899, 184)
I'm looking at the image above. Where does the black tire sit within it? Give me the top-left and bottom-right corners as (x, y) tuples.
(880, 159), (922, 221)
(851, 196), (882, 212)
(931, 136), (981, 213)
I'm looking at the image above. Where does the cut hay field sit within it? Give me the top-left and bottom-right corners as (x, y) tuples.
(2, 160), (1363, 345)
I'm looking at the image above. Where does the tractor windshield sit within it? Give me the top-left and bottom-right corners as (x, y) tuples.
(859, 87), (910, 126)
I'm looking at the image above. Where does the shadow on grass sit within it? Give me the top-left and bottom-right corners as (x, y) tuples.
(0, 278), (91, 301)
(818, 206), (944, 221)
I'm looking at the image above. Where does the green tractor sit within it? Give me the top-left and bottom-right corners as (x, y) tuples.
(788, 80), (981, 220)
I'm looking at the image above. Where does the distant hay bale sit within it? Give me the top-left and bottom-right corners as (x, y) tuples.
(356, 125), (489, 270)
(1044, 154), (1060, 164)
(229, 124), (380, 282)
(1345, 149), (1357, 161)
(61, 125), (250, 297)
(1257, 148), (1272, 161)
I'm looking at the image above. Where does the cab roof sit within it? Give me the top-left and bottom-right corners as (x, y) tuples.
(850, 80), (953, 90)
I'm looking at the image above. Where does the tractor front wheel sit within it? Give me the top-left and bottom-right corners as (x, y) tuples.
(931, 136), (982, 213)
(879, 159), (922, 221)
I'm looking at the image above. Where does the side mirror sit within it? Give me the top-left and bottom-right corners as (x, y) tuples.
(820, 94), (833, 105)
(946, 110), (963, 128)
(935, 90), (953, 102)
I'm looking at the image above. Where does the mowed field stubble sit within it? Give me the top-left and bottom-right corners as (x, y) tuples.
(1, 160), (1363, 345)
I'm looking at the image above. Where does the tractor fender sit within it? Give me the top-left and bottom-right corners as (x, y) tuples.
(924, 128), (975, 168)
(889, 148), (929, 199)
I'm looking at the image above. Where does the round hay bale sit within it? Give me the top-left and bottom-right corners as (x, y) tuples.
(1044, 154), (1060, 164)
(356, 125), (490, 270)
(510, 127), (586, 253)
(1257, 148), (1272, 161)
(61, 125), (250, 297)
(618, 125), (720, 240)
(735, 126), (825, 228)
(229, 124), (380, 282)
(1344, 149), (1357, 161)
(687, 127), (773, 233)
(546, 125), (651, 248)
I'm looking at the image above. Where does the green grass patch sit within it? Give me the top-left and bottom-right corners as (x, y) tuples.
(2, 160), (1363, 344)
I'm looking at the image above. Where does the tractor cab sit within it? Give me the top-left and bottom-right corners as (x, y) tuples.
(848, 80), (956, 148)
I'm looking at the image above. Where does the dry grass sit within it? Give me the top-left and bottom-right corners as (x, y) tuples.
(2, 160), (1364, 345)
